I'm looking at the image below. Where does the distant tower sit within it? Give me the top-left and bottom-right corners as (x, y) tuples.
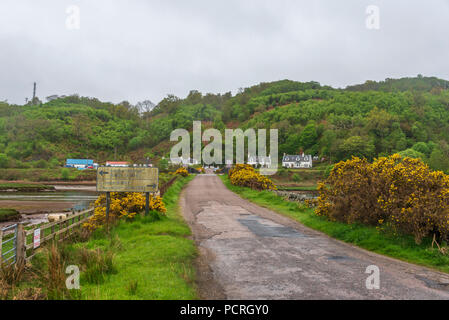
(32, 82), (36, 104)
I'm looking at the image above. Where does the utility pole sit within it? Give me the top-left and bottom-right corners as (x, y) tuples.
(32, 82), (36, 104)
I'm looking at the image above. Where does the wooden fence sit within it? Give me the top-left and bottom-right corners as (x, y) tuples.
(160, 176), (178, 196)
(0, 208), (94, 266)
(1, 177), (178, 266)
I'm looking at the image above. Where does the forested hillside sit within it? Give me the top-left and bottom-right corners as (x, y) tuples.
(0, 76), (448, 173)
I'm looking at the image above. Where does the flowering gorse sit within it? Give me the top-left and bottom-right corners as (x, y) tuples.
(316, 154), (449, 244)
(229, 164), (276, 191)
(174, 167), (189, 177)
(83, 192), (166, 231)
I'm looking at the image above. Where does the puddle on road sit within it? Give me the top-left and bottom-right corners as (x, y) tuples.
(415, 275), (449, 291)
(327, 255), (355, 261)
(238, 215), (307, 238)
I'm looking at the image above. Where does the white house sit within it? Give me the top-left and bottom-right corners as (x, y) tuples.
(247, 155), (272, 168)
(282, 153), (313, 168)
(169, 158), (200, 166)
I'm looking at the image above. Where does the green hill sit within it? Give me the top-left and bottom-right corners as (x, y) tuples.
(0, 76), (448, 173)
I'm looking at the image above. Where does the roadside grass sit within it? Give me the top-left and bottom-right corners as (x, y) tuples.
(77, 175), (197, 299)
(9, 175), (197, 300)
(220, 175), (449, 274)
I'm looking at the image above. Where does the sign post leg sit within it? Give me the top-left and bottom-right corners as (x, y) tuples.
(106, 192), (110, 232)
(145, 192), (150, 216)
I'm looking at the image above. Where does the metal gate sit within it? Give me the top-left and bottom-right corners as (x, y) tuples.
(0, 224), (18, 265)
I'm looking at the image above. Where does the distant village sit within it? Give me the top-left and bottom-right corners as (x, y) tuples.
(168, 152), (320, 169)
(66, 152), (320, 171)
(64, 159), (152, 170)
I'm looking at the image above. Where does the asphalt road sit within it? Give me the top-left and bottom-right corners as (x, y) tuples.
(180, 174), (449, 300)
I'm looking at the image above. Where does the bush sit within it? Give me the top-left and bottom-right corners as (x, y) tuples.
(34, 159), (48, 169)
(324, 164), (334, 178)
(48, 158), (60, 169)
(0, 153), (9, 168)
(292, 173), (302, 183)
(61, 168), (70, 180)
(228, 164), (276, 191)
(83, 192), (167, 231)
(174, 167), (189, 177)
(316, 154), (449, 244)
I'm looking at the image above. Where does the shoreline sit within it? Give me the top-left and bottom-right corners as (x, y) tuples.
(0, 180), (96, 186)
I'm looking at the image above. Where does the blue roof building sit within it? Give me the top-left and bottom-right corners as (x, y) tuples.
(65, 159), (94, 168)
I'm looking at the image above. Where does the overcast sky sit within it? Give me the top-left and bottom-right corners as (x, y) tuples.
(1, 0), (449, 105)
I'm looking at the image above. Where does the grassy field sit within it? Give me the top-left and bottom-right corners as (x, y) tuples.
(5, 175), (198, 300)
(0, 208), (20, 222)
(270, 167), (326, 189)
(0, 168), (96, 182)
(220, 175), (449, 274)
(0, 183), (55, 192)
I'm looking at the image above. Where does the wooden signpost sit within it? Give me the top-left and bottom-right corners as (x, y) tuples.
(96, 167), (159, 230)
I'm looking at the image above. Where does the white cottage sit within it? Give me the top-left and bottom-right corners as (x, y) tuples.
(169, 158), (199, 166)
(282, 153), (313, 168)
(247, 155), (272, 168)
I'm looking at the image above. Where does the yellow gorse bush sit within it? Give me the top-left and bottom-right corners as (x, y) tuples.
(229, 164), (277, 191)
(174, 167), (189, 177)
(316, 154), (449, 244)
(83, 192), (167, 231)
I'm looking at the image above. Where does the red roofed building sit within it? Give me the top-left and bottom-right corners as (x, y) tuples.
(106, 161), (129, 167)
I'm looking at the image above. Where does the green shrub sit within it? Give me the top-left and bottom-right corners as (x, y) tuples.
(61, 168), (70, 180)
(0, 153), (9, 168)
(292, 173), (302, 182)
(35, 159), (48, 169)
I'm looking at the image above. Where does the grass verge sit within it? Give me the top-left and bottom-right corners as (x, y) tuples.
(220, 175), (449, 274)
(77, 175), (197, 299)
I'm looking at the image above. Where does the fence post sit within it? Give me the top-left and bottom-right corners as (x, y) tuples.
(106, 192), (110, 233)
(16, 224), (25, 266)
(145, 192), (150, 217)
(0, 229), (3, 265)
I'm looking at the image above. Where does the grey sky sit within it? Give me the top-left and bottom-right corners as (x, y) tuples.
(1, 0), (449, 105)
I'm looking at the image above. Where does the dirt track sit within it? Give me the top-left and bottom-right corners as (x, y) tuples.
(180, 175), (449, 300)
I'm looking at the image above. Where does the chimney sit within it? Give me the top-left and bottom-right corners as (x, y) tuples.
(32, 82), (36, 103)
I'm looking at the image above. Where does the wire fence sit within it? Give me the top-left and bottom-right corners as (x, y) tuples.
(0, 224), (18, 265)
(1, 178), (173, 267)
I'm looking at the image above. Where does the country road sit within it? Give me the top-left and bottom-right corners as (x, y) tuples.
(180, 174), (449, 300)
